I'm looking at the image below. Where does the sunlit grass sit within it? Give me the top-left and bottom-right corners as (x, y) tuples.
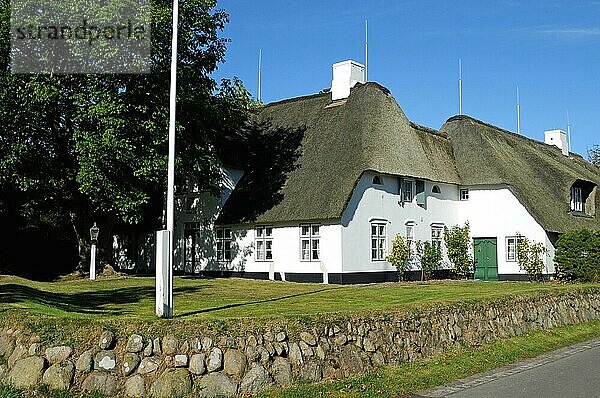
(0, 275), (598, 321)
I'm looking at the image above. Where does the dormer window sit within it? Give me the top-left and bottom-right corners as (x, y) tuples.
(400, 179), (414, 202)
(372, 175), (383, 185)
(571, 186), (583, 212)
(569, 180), (597, 217)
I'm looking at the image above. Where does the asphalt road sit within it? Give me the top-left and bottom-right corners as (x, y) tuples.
(418, 338), (600, 398)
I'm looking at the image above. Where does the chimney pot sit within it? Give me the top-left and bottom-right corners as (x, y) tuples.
(331, 60), (365, 101)
(544, 129), (569, 156)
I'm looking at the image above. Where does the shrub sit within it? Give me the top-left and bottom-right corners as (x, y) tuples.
(415, 240), (442, 281)
(387, 235), (411, 281)
(444, 222), (473, 278)
(516, 237), (546, 282)
(555, 229), (600, 282)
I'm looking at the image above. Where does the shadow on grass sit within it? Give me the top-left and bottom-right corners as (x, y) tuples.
(0, 283), (205, 316)
(175, 287), (334, 318)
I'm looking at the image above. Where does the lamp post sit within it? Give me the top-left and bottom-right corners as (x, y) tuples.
(89, 222), (99, 281)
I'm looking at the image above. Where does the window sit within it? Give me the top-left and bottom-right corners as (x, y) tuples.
(372, 175), (383, 185)
(255, 226), (273, 261)
(571, 186), (583, 212)
(371, 221), (387, 261)
(401, 179), (414, 202)
(431, 225), (443, 250)
(215, 227), (232, 262)
(432, 185), (441, 194)
(300, 224), (320, 261)
(406, 222), (415, 250)
(506, 236), (523, 262)
(416, 180), (426, 207)
(460, 189), (469, 201)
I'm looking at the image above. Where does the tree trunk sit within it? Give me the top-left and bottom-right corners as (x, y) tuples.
(69, 211), (88, 272)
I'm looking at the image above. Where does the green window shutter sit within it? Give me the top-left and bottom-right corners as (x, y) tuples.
(416, 180), (426, 207)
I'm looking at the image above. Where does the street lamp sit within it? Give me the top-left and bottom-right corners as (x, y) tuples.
(90, 222), (99, 281)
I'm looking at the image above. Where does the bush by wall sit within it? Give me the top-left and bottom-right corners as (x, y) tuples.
(517, 236), (546, 282)
(444, 223), (473, 279)
(555, 229), (600, 282)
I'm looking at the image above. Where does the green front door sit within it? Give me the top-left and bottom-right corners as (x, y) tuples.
(473, 238), (498, 281)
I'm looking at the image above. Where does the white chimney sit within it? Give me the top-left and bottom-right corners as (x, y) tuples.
(331, 60), (365, 101)
(544, 129), (569, 156)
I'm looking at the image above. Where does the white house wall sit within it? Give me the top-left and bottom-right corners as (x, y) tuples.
(224, 222), (343, 281)
(341, 171), (462, 274)
(340, 172), (555, 279)
(170, 170), (557, 282)
(459, 186), (555, 276)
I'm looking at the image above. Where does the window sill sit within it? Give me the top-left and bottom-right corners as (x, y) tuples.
(569, 211), (594, 219)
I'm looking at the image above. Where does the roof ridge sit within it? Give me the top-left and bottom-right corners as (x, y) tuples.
(409, 121), (449, 139)
(444, 114), (581, 157)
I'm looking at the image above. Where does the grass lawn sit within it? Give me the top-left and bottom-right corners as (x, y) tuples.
(1, 275), (599, 321)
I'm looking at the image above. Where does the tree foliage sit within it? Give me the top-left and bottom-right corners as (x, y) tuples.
(443, 222), (473, 278)
(387, 235), (411, 281)
(588, 144), (600, 166)
(0, 0), (256, 272)
(555, 229), (600, 282)
(415, 240), (442, 281)
(516, 236), (546, 282)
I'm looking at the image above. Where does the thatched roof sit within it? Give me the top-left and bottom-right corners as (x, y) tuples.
(218, 82), (600, 233)
(218, 83), (459, 224)
(441, 115), (600, 233)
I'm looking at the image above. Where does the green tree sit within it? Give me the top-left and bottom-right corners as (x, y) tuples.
(0, 0), (255, 271)
(387, 235), (411, 281)
(415, 240), (442, 281)
(443, 222), (473, 279)
(516, 236), (546, 282)
(555, 229), (600, 282)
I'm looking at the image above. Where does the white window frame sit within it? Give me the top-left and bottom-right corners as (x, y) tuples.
(506, 236), (517, 262)
(571, 186), (583, 212)
(300, 224), (320, 262)
(401, 179), (414, 202)
(215, 227), (232, 262)
(405, 222), (415, 251)
(370, 221), (388, 261)
(460, 189), (469, 201)
(255, 226), (273, 261)
(431, 225), (444, 250)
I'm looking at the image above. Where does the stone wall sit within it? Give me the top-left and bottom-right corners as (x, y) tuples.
(0, 291), (599, 397)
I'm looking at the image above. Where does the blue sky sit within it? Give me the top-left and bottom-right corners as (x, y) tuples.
(212, 1), (600, 156)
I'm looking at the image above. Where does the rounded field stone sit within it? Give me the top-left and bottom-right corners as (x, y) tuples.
(8, 356), (46, 389)
(45, 346), (73, 365)
(150, 368), (191, 398)
(82, 371), (117, 396)
(76, 350), (94, 373)
(207, 347), (223, 372)
(42, 361), (74, 391)
(189, 353), (206, 375)
(125, 374), (146, 397)
(223, 349), (246, 380)
(99, 330), (115, 350)
(239, 363), (273, 394)
(197, 372), (238, 398)
(94, 350), (116, 371)
(127, 334), (144, 353)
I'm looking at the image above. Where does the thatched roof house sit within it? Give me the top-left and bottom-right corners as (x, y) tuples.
(221, 81), (599, 234)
